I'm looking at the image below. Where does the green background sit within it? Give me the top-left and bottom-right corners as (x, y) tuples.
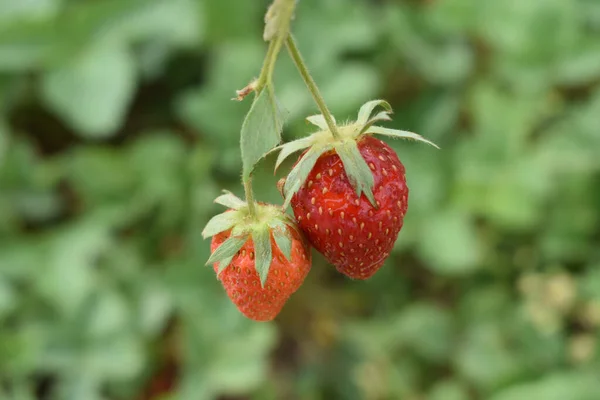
(1, 0), (600, 399)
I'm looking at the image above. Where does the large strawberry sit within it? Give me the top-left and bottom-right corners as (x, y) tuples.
(275, 100), (438, 279)
(203, 192), (311, 321)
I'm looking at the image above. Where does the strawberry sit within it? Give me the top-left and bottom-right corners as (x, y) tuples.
(275, 100), (438, 279)
(211, 226), (310, 321)
(290, 136), (407, 279)
(203, 193), (311, 321)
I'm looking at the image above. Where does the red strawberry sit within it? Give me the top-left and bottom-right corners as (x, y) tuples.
(291, 136), (407, 279)
(275, 100), (437, 279)
(211, 226), (310, 321)
(203, 194), (311, 321)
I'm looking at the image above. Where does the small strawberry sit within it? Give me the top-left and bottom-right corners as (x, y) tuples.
(275, 100), (438, 279)
(203, 192), (311, 321)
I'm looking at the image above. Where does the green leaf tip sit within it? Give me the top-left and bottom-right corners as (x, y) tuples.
(306, 114), (336, 130)
(252, 226), (272, 287)
(355, 99), (439, 148)
(270, 219), (293, 261)
(282, 145), (330, 209)
(206, 234), (248, 267)
(357, 100), (392, 126)
(240, 86), (287, 179)
(216, 255), (235, 276)
(274, 135), (315, 172)
(214, 191), (247, 210)
(202, 210), (241, 239)
(335, 141), (377, 207)
(367, 126), (440, 149)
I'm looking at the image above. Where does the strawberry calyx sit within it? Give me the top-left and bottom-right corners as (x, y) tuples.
(274, 99), (439, 209)
(202, 191), (301, 286)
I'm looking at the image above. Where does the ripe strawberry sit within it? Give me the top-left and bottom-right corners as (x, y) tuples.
(211, 226), (310, 321)
(275, 100), (438, 279)
(203, 193), (311, 321)
(290, 136), (406, 279)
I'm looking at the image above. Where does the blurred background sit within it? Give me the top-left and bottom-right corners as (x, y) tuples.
(1, 0), (600, 399)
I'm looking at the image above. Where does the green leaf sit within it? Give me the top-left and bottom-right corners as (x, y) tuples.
(252, 227), (272, 287)
(283, 145), (328, 209)
(41, 44), (136, 138)
(202, 211), (240, 239)
(240, 86), (286, 179)
(274, 136), (314, 171)
(368, 125), (440, 149)
(306, 114), (335, 130)
(206, 234), (248, 266)
(356, 99), (392, 125)
(214, 191), (247, 210)
(270, 220), (292, 261)
(335, 140), (376, 207)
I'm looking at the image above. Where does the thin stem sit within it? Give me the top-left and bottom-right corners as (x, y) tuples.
(244, 177), (257, 218)
(256, 41), (277, 91)
(285, 34), (340, 139)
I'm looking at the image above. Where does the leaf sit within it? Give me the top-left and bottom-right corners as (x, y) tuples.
(335, 140), (376, 207)
(274, 136), (314, 171)
(368, 125), (440, 149)
(283, 145), (328, 209)
(202, 211), (240, 239)
(41, 44), (137, 138)
(214, 191), (247, 210)
(270, 220), (292, 261)
(252, 227), (272, 287)
(306, 114), (335, 130)
(240, 86), (287, 179)
(206, 235), (248, 266)
(356, 99), (392, 126)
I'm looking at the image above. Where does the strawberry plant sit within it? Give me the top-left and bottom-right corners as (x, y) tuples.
(2, 0), (600, 398)
(204, 0), (437, 317)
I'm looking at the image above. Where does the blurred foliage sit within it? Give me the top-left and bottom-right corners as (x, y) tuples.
(1, 0), (599, 399)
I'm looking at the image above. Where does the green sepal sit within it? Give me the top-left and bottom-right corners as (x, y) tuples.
(202, 210), (241, 239)
(252, 226), (272, 287)
(283, 145), (330, 209)
(357, 100), (392, 126)
(269, 219), (293, 261)
(214, 190), (247, 210)
(335, 140), (377, 207)
(274, 135), (315, 171)
(367, 126), (440, 149)
(216, 255), (235, 276)
(306, 114), (336, 130)
(240, 85), (287, 180)
(359, 110), (393, 136)
(206, 234), (248, 266)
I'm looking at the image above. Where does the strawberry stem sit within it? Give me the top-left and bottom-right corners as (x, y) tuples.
(285, 34), (341, 140)
(243, 177), (257, 218)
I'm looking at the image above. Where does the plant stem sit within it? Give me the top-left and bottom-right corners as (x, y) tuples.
(244, 177), (257, 218)
(256, 41), (277, 92)
(285, 34), (340, 139)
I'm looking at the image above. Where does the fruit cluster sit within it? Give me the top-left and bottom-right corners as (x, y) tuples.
(202, 0), (437, 321)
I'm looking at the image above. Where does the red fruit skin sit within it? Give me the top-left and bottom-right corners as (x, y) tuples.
(211, 228), (311, 322)
(290, 136), (408, 279)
